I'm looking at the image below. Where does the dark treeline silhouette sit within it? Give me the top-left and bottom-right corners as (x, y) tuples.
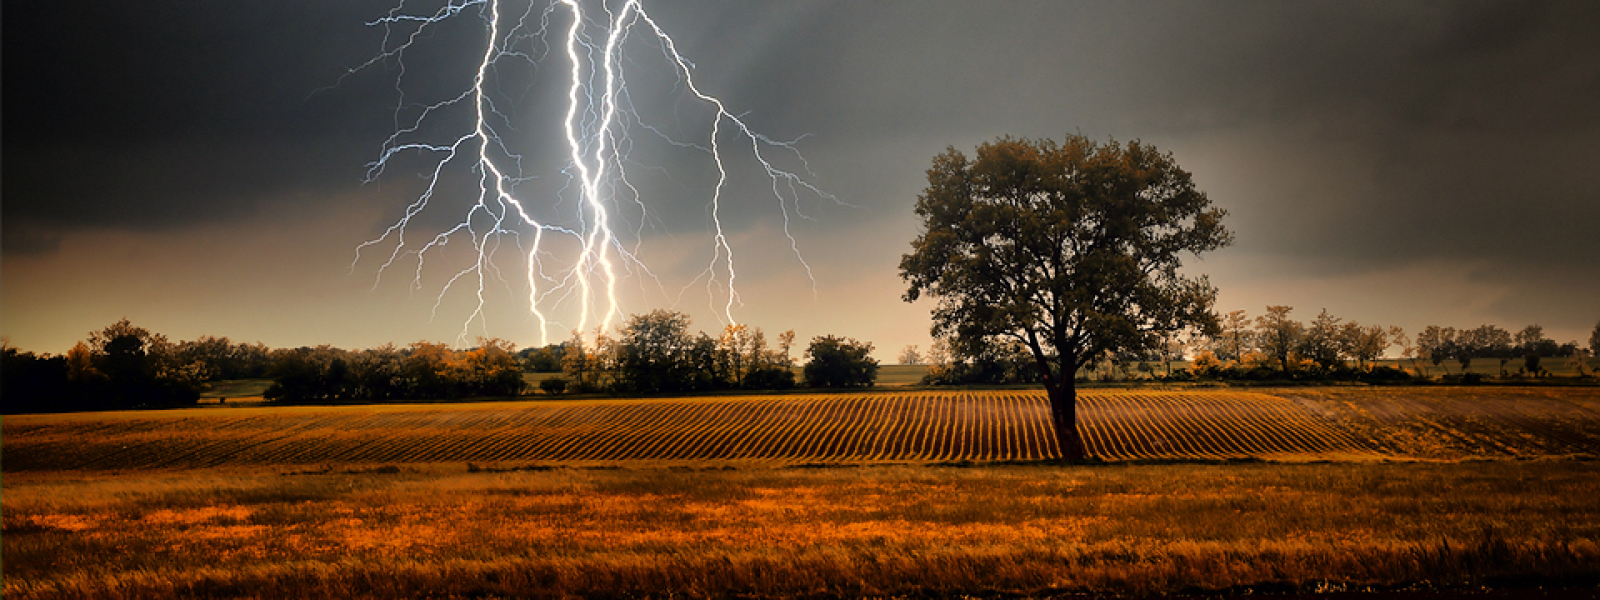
(2, 313), (884, 413)
(1, 319), (270, 413)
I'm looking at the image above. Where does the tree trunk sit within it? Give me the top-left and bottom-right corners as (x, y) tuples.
(1025, 336), (1086, 463)
(1046, 377), (1086, 463)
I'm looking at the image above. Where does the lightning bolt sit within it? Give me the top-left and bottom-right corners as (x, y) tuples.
(347, 0), (838, 347)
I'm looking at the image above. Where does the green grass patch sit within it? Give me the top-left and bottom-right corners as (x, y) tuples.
(198, 379), (273, 399)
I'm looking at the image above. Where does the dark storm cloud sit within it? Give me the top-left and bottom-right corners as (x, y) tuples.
(2, 1), (421, 253)
(1159, 2), (1600, 271)
(672, 1), (1600, 272)
(7, 0), (1597, 295)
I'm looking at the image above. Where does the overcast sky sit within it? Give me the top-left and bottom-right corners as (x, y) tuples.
(5, 0), (1598, 359)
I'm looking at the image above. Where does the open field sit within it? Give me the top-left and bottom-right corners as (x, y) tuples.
(5, 387), (1600, 597)
(6, 388), (1599, 471)
(4, 461), (1598, 598)
(197, 379), (274, 401)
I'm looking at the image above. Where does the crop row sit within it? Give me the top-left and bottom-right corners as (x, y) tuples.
(6, 388), (1597, 471)
(2, 391), (1370, 470)
(1281, 386), (1600, 459)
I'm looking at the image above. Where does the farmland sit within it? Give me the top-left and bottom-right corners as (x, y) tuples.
(5, 386), (1600, 598)
(6, 387), (1599, 470)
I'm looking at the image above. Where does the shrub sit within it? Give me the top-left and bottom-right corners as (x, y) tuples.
(743, 365), (796, 390)
(538, 376), (569, 395)
(1358, 366), (1412, 382)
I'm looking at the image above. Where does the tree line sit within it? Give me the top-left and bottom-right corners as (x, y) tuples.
(901, 306), (1600, 385)
(539, 309), (878, 395)
(1, 312), (883, 413)
(2, 320), (272, 413)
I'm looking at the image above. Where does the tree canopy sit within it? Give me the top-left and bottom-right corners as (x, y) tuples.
(802, 335), (879, 388)
(900, 135), (1231, 460)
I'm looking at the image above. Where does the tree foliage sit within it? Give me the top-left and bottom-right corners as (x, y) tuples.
(262, 338), (526, 403)
(557, 314), (799, 395)
(615, 310), (697, 394)
(802, 336), (879, 388)
(1, 320), (205, 412)
(1590, 320), (1600, 357)
(898, 345), (923, 366)
(1255, 306), (1303, 376)
(900, 135), (1230, 460)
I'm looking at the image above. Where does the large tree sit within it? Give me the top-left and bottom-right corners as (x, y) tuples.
(900, 135), (1231, 462)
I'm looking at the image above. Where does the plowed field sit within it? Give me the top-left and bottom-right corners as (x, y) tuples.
(5, 387), (1597, 471)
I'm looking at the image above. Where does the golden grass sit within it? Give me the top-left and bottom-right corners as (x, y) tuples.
(5, 461), (1598, 598)
(6, 387), (1599, 596)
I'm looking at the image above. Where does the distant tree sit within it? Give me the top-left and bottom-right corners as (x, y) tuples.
(561, 330), (614, 393)
(86, 319), (201, 407)
(349, 344), (407, 399)
(802, 335), (878, 388)
(1212, 310), (1253, 362)
(718, 324), (752, 388)
(463, 338), (525, 396)
(234, 341), (274, 379)
(518, 344), (567, 373)
(898, 345), (923, 366)
(723, 324), (790, 390)
(1389, 326), (1415, 374)
(1513, 324), (1554, 376)
(939, 338), (1038, 385)
(1190, 349), (1222, 376)
(1441, 325), (1504, 377)
(1557, 341), (1579, 358)
(65, 341), (103, 388)
(175, 335), (248, 382)
(538, 376), (569, 395)
(743, 329), (798, 391)
(920, 338), (957, 384)
(1343, 322), (1390, 371)
(1297, 309), (1345, 371)
(1590, 320), (1600, 357)
(1416, 325), (1456, 376)
(1470, 325), (1513, 377)
(405, 341), (462, 399)
(1156, 332), (1188, 378)
(742, 361), (797, 390)
(899, 135), (1230, 461)
(264, 345), (352, 403)
(772, 330), (797, 368)
(686, 332), (729, 391)
(1255, 306), (1303, 376)
(1, 340), (72, 413)
(613, 310), (696, 394)
(1515, 325), (1547, 354)
(1510, 326), (1561, 377)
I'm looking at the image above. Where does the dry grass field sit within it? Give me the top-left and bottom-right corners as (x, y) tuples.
(5, 386), (1600, 598)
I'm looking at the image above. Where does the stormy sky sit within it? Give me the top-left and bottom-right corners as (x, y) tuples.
(5, 0), (1598, 358)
